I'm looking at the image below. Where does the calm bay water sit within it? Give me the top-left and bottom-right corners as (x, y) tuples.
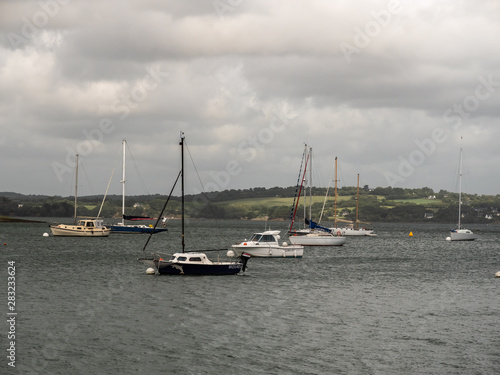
(1, 219), (499, 374)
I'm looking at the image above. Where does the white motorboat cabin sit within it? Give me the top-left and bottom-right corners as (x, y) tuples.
(248, 230), (281, 244)
(168, 252), (214, 264)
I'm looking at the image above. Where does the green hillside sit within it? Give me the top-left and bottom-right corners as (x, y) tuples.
(1, 186), (499, 223)
(222, 195), (375, 208)
(389, 198), (445, 206)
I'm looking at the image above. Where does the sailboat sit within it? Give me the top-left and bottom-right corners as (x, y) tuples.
(50, 154), (111, 237)
(141, 132), (250, 275)
(110, 140), (168, 234)
(330, 164), (375, 236)
(288, 146), (346, 246)
(447, 139), (477, 241)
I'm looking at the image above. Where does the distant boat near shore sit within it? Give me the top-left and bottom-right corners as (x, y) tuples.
(288, 145), (346, 246)
(0, 216), (45, 223)
(329, 161), (376, 237)
(49, 154), (111, 237)
(110, 140), (168, 234)
(446, 139), (477, 242)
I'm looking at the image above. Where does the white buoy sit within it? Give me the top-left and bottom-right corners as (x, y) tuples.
(495, 271), (500, 278)
(445, 237), (451, 241)
(226, 250), (235, 257)
(146, 267), (155, 275)
(43, 232), (49, 237)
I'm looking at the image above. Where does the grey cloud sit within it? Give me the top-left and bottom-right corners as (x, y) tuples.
(1, 0), (499, 195)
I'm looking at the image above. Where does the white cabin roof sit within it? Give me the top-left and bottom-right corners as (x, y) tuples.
(170, 252), (213, 264)
(254, 230), (281, 236)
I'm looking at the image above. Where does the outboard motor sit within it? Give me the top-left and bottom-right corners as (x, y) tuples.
(240, 252), (251, 272)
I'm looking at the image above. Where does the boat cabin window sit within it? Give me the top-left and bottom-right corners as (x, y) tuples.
(177, 256), (187, 261)
(249, 234), (261, 242)
(189, 257), (202, 262)
(261, 235), (275, 242)
(86, 222), (94, 227)
(250, 234), (275, 242)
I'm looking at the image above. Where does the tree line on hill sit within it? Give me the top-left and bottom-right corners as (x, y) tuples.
(1, 186), (499, 224)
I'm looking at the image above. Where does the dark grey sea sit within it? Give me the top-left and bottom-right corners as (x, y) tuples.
(1, 219), (499, 374)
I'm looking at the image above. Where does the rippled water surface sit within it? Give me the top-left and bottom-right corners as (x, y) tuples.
(1, 219), (499, 374)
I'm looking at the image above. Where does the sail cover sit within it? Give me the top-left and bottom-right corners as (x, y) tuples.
(305, 218), (332, 233)
(123, 215), (155, 221)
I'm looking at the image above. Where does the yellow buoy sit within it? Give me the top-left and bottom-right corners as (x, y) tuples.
(409, 232), (413, 237)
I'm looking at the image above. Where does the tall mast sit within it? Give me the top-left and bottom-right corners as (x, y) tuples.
(356, 173), (360, 230)
(308, 147), (312, 224)
(289, 145), (309, 233)
(121, 139), (126, 225)
(302, 145), (311, 229)
(180, 132), (185, 252)
(334, 157), (338, 227)
(458, 138), (463, 229)
(74, 154), (79, 224)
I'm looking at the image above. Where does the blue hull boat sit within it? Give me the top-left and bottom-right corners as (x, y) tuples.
(141, 133), (250, 276)
(111, 224), (168, 234)
(113, 140), (169, 235)
(153, 252), (248, 275)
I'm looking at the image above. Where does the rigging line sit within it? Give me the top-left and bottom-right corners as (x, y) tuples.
(126, 142), (150, 195)
(337, 159), (344, 191)
(96, 151), (121, 218)
(79, 159), (95, 197)
(462, 153), (473, 195)
(184, 141), (223, 233)
(311, 153), (326, 188)
(309, 151), (328, 223)
(450, 147), (461, 194)
(289, 149), (310, 233)
(142, 170), (182, 252)
(96, 164), (117, 218)
(289, 144), (308, 228)
(109, 142), (123, 191)
(318, 161), (335, 224)
(66, 163), (76, 199)
(187, 248), (232, 253)
(457, 141), (473, 195)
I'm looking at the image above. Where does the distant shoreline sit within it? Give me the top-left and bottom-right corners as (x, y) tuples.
(0, 216), (47, 223)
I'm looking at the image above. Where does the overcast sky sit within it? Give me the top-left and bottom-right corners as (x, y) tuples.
(1, 0), (499, 197)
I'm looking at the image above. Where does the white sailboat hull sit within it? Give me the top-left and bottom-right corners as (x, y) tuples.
(289, 233), (346, 246)
(450, 229), (476, 241)
(231, 244), (303, 258)
(330, 227), (375, 236)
